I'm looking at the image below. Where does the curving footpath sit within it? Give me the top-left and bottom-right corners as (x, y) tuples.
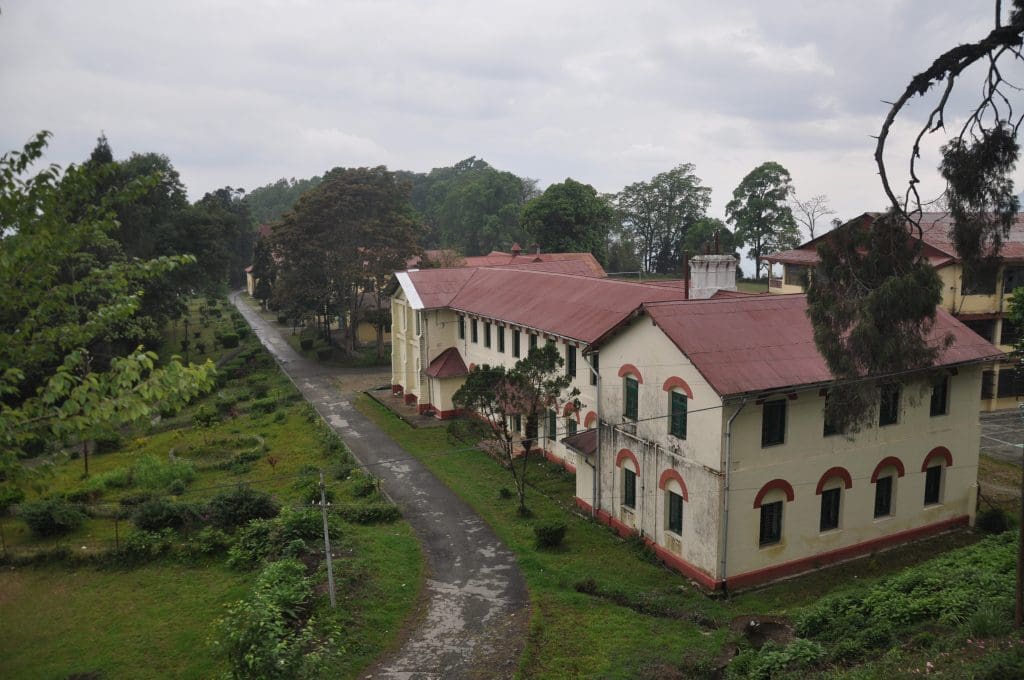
(231, 293), (529, 680)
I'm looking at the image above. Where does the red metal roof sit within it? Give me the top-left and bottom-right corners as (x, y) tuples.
(561, 428), (597, 457)
(445, 269), (689, 343)
(641, 295), (1003, 397)
(425, 347), (469, 378)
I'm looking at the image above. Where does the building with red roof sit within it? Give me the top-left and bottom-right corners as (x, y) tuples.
(765, 212), (1024, 410)
(391, 251), (999, 589)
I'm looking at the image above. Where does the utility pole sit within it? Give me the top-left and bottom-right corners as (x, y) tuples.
(319, 470), (337, 609)
(1017, 404), (1024, 628)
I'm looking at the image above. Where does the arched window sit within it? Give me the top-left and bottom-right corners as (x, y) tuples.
(753, 479), (794, 547)
(619, 365), (643, 421)
(659, 469), (688, 536)
(815, 468), (852, 532)
(921, 447), (953, 506)
(616, 449), (640, 510)
(871, 456), (905, 518)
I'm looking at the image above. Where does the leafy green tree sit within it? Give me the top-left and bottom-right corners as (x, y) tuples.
(404, 157), (536, 255)
(726, 162), (800, 278)
(242, 176), (323, 225)
(271, 166), (419, 352)
(521, 178), (613, 263)
(0, 132), (216, 477)
(251, 236), (277, 308)
(451, 344), (579, 515)
(615, 164), (712, 274)
(683, 218), (739, 260)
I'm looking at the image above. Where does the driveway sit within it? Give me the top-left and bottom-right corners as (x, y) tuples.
(231, 293), (529, 679)
(981, 408), (1024, 464)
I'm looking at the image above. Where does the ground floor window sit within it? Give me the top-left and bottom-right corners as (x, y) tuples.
(819, 487), (840, 531)
(667, 490), (683, 534)
(566, 418), (577, 436)
(623, 468), (636, 509)
(924, 465), (942, 505)
(874, 475), (893, 517)
(759, 501), (782, 546)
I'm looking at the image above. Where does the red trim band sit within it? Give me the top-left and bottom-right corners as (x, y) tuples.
(753, 479), (795, 508)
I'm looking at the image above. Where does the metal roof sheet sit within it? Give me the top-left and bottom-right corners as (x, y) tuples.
(425, 347), (469, 378)
(561, 428), (597, 457)
(643, 295), (1003, 397)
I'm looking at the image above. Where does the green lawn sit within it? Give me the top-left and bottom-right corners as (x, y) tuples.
(0, 563), (250, 679)
(0, 297), (424, 679)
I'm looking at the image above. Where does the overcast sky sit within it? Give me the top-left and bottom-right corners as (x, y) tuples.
(1, 0), (1015, 237)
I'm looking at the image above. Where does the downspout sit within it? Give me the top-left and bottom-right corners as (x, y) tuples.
(583, 351), (601, 518)
(719, 398), (747, 594)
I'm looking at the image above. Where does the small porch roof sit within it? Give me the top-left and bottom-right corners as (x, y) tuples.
(425, 347), (469, 378)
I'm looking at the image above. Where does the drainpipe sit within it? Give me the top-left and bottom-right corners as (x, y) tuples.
(583, 352), (601, 518)
(719, 399), (747, 594)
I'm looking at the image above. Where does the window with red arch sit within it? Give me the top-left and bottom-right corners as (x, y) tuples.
(754, 479), (794, 547)
(922, 447), (952, 506)
(616, 449), (639, 510)
(871, 456), (904, 519)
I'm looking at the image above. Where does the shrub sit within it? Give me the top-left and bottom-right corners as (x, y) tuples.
(534, 520), (567, 549)
(974, 644), (1024, 679)
(167, 478), (186, 495)
(19, 498), (85, 537)
(133, 454), (196, 490)
(235, 325), (251, 339)
(227, 519), (276, 569)
(251, 382), (270, 399)
(193, 405), (219, 428)
(254, 558), (313, 615)
(977, 507), (1012, 534)
(316, 348), (332, 361)
(250, 397), (277, 416)
(300, 338), (314, 351)
(292, 478), (336, 505)
(0, 485), (26, 514)
(336, 502), (401, 524)
(119, 492), (155, 507)
(498, 487), (513, 500)
(93, 429), (123, 453)
(132, 497), (190, 531)
(195, 341), (207, 354)
(120, 528), (175, 563)
(215, 392), (239, 415)
(220, 333), (240, 348)
(273, 409), (287, 423)
(207, 485), (280, 529)
(968, 607), (1012, 637)
(184, 526), (231, 558)
(277, 314), (289, 324)
(350, 474), (378, 498)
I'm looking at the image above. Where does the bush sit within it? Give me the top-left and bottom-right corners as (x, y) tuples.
(498, 487), (513, 500)
(292, 478), (336, 505)
(349, 474), (378, 498)
(277, 314), (289, 324)
(93, 429), (123, 453)
(132, 497), (190, 531)
(0, 485), (26, 514)
(207, 485), (280, 529)
(250, 397), (277, 416)
(215, 392), (239, 415)
(968, 607), (1012, 637)
(19, 498), (85, 537)
(235, 325), (251, 339)
(226, 508), (330, 569)
(119, 492), (155, 507)
(336, 502), (401, 524)
(193, 405), (219, 428)
(728, 639), (825, 680)
(534, 520), (567, 549)
(183, 526), (231, 558)
(133, 454), (196, 490)
(977, 507), (1012, 534)
(316, 348), (332, 361)
(300, 338), (314, 351)
(167, 478), (187, 496)
(120, 528), (175, 563)
(220, 333), (240, 348)
(974, 644), (1024, 679)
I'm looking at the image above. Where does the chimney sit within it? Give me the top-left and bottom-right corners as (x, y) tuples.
(530, 242), (541, 255)
(510, 242), (522, 256)
(688, 253), (738, 299)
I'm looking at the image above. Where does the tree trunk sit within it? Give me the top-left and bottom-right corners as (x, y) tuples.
(1017, 444), (1023, 627)
(82, 441), (90, 477)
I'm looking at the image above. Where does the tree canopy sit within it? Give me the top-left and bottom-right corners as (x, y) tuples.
(725, 161), (800, 278)
(242, 176), (323, 225)
(521, 178), (614, 263)
(0, 132), (215, 476)
(270, 166), (419, 352)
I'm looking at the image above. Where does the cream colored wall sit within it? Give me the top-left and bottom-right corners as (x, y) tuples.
(390, 291), (421, 397)
(594, 317), (726, 578)
(723, 367), (981, 579)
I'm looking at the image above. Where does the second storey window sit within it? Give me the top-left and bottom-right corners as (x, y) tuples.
(879, 384), (900, 426)
(458, 315), (465, 340)
(761, 400), (786, 447)
(471, 319), (479, 343)
(566, 418), (577, 436)
(930, 376), (950, 416)
(669, 391), (687, 439)
(590, 353), (599, 386)
(566, 345), (576, 378)
(759, 501), (782, 546)
(484, 322), (491, 348)
(529, 333), (538, 351)
(513, 330), (521, 357)
(547, 409), (557, 439)
(497, 326), (505, 353)
(624, 376), (639, 420)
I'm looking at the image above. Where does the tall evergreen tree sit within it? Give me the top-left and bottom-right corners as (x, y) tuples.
(725, 162), (800, 278)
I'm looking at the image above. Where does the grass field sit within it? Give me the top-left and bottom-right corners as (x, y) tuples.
(0, 296), (423, 679)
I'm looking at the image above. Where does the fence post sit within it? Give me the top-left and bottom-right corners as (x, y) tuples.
(319, 470), (337, 609)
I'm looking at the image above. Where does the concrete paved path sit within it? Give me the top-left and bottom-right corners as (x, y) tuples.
(231, 293), (529, 680)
